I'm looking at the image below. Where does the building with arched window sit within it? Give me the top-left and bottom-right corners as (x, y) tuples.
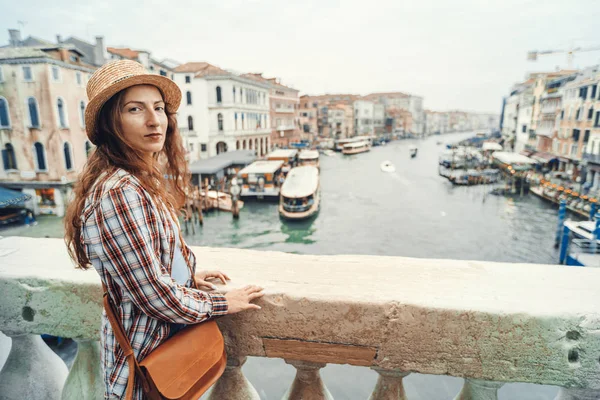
(173, 62), (272, 159)
(0, 39), (97, 216)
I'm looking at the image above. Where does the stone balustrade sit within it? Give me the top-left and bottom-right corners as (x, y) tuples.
(1, 236), (599, 400)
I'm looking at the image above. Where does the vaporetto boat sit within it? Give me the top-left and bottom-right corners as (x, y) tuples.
(342, 140), (371, 155)
(279, 166), (320, 220)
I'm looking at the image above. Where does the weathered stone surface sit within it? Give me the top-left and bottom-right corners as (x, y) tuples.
(0, 334), (68, 400)
(1, 237), (600, 390)
(61, 339), (104, 400)
(453, 378), (504, 400)
(206, 356), (260, 400)
(282, 360), (333, 400)
(369, 368), (409, 400)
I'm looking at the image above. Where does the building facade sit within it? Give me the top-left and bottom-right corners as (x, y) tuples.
(0, 44), (96, 216)
(174, 63), (271, 160)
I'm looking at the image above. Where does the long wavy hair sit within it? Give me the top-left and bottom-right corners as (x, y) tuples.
(64, 87), (190, 270)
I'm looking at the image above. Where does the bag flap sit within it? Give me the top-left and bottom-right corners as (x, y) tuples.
(141, 320), (225, 398)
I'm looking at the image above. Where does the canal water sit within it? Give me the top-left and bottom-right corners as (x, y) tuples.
(1, 132), (565, 399)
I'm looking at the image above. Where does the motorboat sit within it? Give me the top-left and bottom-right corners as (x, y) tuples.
(380, 161), (396, 172)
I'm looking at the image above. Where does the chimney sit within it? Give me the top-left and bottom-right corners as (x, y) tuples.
(59, 48), (69, 62)
(56, 34), (62, 44)
(94, 36), (106, 66)
(8, 29), (21, 47)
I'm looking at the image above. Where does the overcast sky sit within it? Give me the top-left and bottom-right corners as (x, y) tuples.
(3, 0), (600, 113)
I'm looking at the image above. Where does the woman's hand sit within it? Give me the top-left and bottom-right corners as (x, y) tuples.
(195, 270), (230, 291)
(225, 285), (264, 314)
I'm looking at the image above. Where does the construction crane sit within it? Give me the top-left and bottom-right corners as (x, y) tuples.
(527, 45), (600, 69)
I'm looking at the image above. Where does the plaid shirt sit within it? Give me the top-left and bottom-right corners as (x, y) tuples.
(81, 168), (228, 399)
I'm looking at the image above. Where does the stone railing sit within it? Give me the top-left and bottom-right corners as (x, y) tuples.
(1, 236), (599, 400)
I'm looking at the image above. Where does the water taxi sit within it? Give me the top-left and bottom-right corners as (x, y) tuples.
(380, 161), (395, 172)
(201, 190), (244, 212)
(279, 166), (320, 220)
(238, 160), (285, 199)
(334, 135), (374, 151)
(409, 145), (418, 158)
(266, 149), (298, 174)
(298, 150), (320, 169)
(342, 141), (370, 155)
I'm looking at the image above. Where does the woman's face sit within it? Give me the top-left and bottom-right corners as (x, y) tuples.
(119, 85), (168, 159)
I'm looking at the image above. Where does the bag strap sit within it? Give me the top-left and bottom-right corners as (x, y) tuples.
(102, 283), (151, 400)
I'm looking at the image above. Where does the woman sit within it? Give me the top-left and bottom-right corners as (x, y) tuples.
(64, 60), (264, 399)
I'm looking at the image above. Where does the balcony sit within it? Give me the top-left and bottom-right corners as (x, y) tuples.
(1, 237), (599, 399)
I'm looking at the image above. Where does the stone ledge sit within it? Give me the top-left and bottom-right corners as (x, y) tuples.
(0, 236), (599, 389)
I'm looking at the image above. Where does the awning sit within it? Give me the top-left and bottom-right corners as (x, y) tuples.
(189, 150), (256, 175)
(531, 152), (558, 163)
(0, 187), (31, 208)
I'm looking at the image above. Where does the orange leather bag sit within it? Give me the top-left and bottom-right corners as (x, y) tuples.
(102, 283), (227, 400)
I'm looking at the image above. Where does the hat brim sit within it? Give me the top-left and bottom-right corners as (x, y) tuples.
(85, 74), (181, 144)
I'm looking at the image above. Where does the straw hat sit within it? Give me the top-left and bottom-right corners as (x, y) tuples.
(85, 60), (181, 144)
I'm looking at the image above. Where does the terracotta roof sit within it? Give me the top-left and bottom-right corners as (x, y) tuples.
(107, 47), (140, 60)
(363, 92), (410, 99)
(173, 62), (230, 77)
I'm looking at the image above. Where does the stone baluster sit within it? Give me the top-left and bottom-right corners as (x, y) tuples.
(368, 368), (410, 400)
(0, 334), (68, 400)
(61, 339), (104, 400)
(207, 356), (260, 400)
(453, 378), (504, 400)
(282, 360), (333, 400)
(554, 388), (600, 400)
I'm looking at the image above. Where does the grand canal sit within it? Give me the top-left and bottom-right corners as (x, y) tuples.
(1, 131), (565, 399)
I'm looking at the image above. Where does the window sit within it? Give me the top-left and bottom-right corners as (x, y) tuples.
(185, 75), (191, 84)
(63, 142), (73, 170)
(522, 125), (527, 133)
(189, 143), (194, 152)
(576, 108), (580, 120)
(79, 101), (85, 128)
(186, 91), (192, 105)
(217, 113), (223, 131)
(216, 86), (222, 103)
(0, 97), (10, 128)
(187, 115), (194, 131)
(595, 111), (600, 128)
(70, 55), (78, 63)
(52, 66), (60, 81)
(241, 113), (245, 129)
(592, 85), (598, 100)
(571, 143), (578, 156)
(159, 70), (167, 77)
(560, 110), (564, 119)
(76, 72), (82, 85)
(0, 66), (4, 82)
(201, 144), (207, 152)
(584, 130), (590, 143)
(22, 66), (33, 81)
(2, 143), (17, 170)
(240, 88), (243, 102)
(589, 108), (594, 120)
(580, 87), (588, 99)
(27, 97), (40, 128)
(34, 142), (47, 171)
(573, 129), (580, 142)
(235, 113), (238, 130)
(85, 141), (92, 158)
(57, 98), (67, 128)
(233, 86), (236, 102)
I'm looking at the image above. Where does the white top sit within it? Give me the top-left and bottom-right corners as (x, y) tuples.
(238, 160), (285, 175)
(166, 213), (190, 285)
(299, 150), (319, 161)
(266, 149), (298, 159)
(281, 166), (319, 198)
